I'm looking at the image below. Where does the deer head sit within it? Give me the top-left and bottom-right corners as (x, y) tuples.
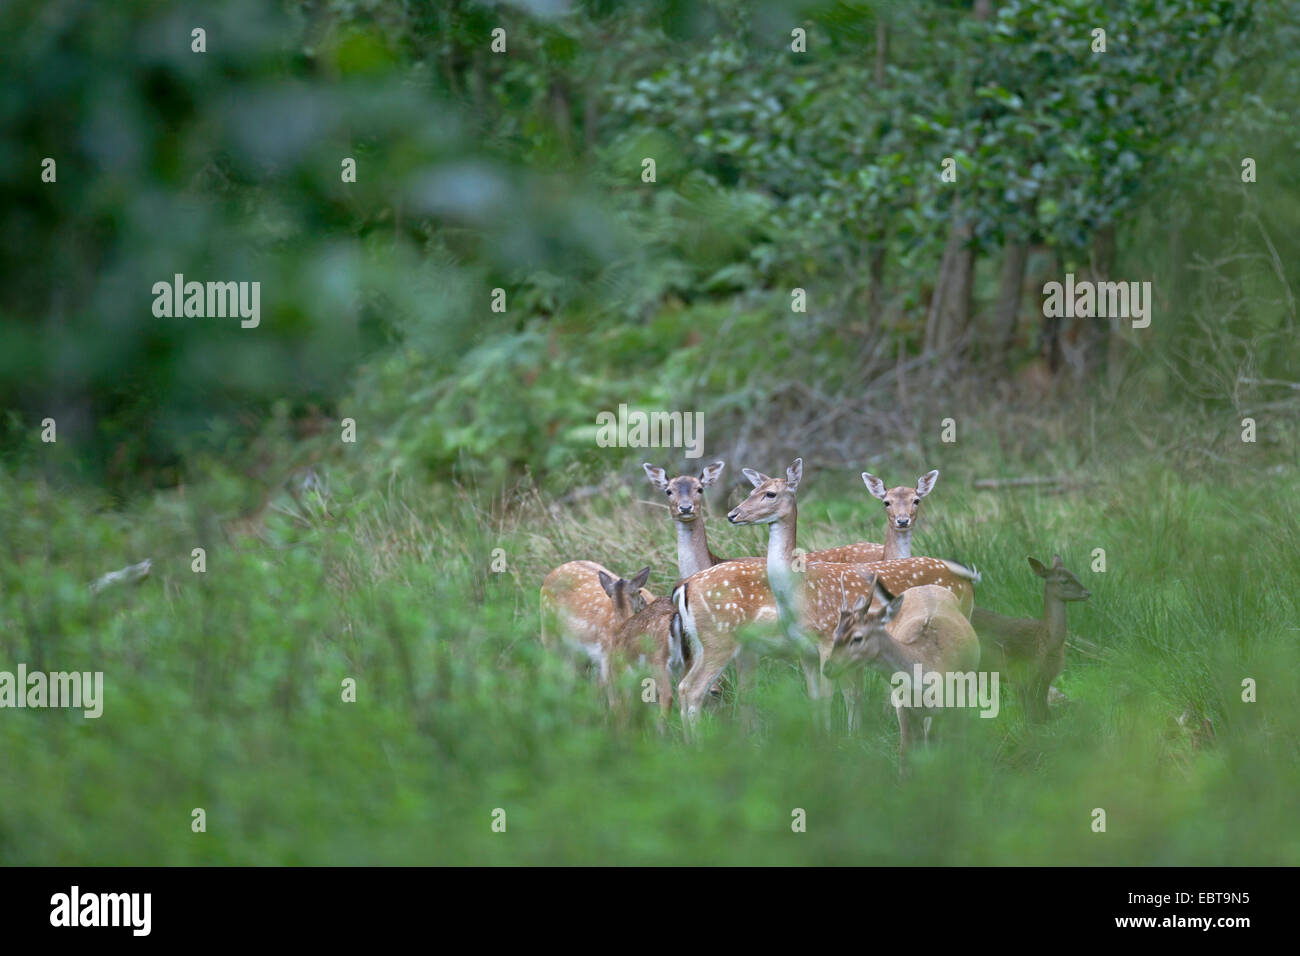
(728, 458), (802, 525)
(862, 469), (939, 533)
(644, 460), (725, 523)
(597, 566), (652, 620)
(823, 581), (903, 679)
(1028, 554), (1091, 602)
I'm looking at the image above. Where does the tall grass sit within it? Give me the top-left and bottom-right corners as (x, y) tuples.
(1, 415), (1297, 864)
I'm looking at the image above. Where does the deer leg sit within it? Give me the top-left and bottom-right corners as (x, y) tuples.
(842, 675), (864, 733)
(734, 649), (759, 733)
(655, 661), (673, 726)
(896, 704), (917, 779)
(678, 647), (737, 740)
(1028, 678), (1052, 723)
(802, 653), (832, 733)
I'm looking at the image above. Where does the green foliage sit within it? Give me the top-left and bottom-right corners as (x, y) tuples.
(2, 449), (1298, 864)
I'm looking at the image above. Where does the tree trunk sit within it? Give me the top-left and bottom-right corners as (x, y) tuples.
(551, 79), (572, 150)
(875, 20), (888, 86)
(1082, 224), (1116, 381)
(924, 200), (974, 354)
(1041, 247), (1063, 374)
(868, 242), (887, 327)
(867, 18), (888, 332)
(994, 238), (1031, 362)
(923, 2), (989, 356)
(584, 82), (599, 153)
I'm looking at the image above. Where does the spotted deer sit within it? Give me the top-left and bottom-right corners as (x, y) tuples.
(824, 581), (981, 773)
(671, 459), (979, 733)
(647, 457), (898, 719)
(622, 460), (741, 715)
(539, 562), (652, 691)
(970, 554), (1090, 721)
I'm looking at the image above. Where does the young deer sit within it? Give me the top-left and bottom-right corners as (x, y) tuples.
(630, 460), (740, 715)
(608, 598), (680, 721)
(539, 561), (652, 690)
(671, 459), (980, 732)
(824, 582), (981, 773)
(970, 554), (1090, 722)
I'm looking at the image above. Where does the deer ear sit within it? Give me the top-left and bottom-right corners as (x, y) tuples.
(699, 460), (725, 487)
(643, 463), (668, 491)
(852, 592), (869, 613)
(786, 458), (803, 491)
(629, 566), (652, 592)
(916, 470), (939, 497)
(1052, 553), (1065, 568)
(742, 468), (768, 488)
(881, 593), (905, 624)
(597, 570), (618, 598)
(873, 577), (896, 606)
(1028, 556), (1050, 578)
(862, 472), (888, 500)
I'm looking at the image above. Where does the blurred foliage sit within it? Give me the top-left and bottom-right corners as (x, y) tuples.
(2, 0), (1296, 489)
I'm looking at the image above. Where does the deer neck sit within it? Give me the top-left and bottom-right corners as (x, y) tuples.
(1044, 590), (1068, 647)
(883, 523), (913, 560)
(675, 518), (713, 578)
(869, 634), (912, 678)
(765, 506), (799, 612)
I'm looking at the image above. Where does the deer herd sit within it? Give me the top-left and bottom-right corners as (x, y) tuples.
(539, 458), (1092, 769)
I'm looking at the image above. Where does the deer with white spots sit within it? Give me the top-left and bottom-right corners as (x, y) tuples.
(671, 459), (979, 733)
(970, 554), (1090, 722)
(540, 562), (652, 695)
(584, 461), (730, 719)
(537, 462), (728, 717)
(824, 580), (981, 774)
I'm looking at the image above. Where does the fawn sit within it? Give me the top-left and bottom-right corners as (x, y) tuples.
(825, 582), (981, 773)
(539, 562), (652, 692)
(970, 554), (1090, 722)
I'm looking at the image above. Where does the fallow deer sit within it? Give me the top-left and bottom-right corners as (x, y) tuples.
(632, 460), (737, 714)
(539, 562), (652, 691)
(646, 458), (906, 719)
(970, 554), (1090, 721)
(824, 581), (981, 773)
(643, 460), (728, 578)
(671, 459), (979, 733)
(806, 470), (940, 563)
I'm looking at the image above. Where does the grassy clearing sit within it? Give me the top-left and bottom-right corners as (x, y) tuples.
(1, 416), (1297, 865)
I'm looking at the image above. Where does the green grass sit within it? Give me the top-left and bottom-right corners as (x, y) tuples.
(2, 433), (1298, 865)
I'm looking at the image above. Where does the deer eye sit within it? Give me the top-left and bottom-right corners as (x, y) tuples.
(913, 499), (920, 505)
(665, 489), (672, 496)
(764, 491), (776, 499)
